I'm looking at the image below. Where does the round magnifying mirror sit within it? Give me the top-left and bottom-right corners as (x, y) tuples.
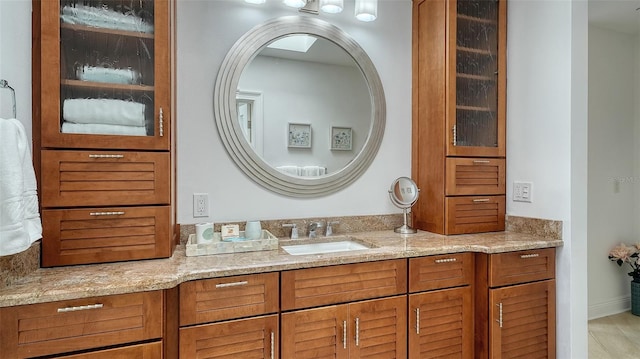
(389, 177), (419, 234)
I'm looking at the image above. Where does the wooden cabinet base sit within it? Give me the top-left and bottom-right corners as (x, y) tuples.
(51, 342), (162, 359)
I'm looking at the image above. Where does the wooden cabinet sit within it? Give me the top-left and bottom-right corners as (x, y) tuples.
(51, 342), (162, 359)
(33, 0), (175, 266)
(475, 249), (556, 359)
(281, 259), (408, 358)
(0, 291), (163, 358)
(178, 273), (280, 359)
(408, 253), (474, 358)
(412, 0), (507, 234)
(281, 296), (407, 359)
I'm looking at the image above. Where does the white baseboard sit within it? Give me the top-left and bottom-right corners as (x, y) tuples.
(589, 295), (630, 320)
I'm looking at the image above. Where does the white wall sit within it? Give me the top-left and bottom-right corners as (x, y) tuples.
(176, 0), (412, 223)
(587, 25), (637, 319)
(506, 0), (588, 357)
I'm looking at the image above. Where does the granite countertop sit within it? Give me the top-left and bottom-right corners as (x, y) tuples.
(0, 230), (562, 308)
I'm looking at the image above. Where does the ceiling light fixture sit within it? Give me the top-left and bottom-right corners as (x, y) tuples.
(245, 0), (267, 4)
(355, 0), (377, 22)
(320, 0), (344, 14)
(283, 0), (306, 8)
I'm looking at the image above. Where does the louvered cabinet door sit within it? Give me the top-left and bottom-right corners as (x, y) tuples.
(179, 314), (278, 359)
(349, 296), (407, 359)
(409, 287), (473, 358)
(489, 280), (556, 359)
(281, 305), (349, 359)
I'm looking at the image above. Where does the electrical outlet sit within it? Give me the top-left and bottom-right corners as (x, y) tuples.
(513, 182), (532, 202)
(193, 193), (209, 217)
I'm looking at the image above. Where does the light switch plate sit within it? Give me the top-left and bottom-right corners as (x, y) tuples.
(513, 182), (532, 202)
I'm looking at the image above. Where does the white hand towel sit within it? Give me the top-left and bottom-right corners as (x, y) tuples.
(276, 165), (301, 176)
(0, 118), (42, 256)
(61, 121), (147, 136)
(63, 98), (146, 127)
(61, 5), (154, 33)
(301, 166), (326, 177)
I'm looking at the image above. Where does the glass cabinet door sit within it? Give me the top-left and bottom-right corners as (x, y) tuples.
(448, 0), (505, 157)
(39, 0), (170, 150)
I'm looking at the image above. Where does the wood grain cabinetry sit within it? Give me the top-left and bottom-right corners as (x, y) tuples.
(33, 0), (175, 266)
(51, 342), (162, 359)
(178, 273), (280, 359)
(408, 253), (474, 358)
(476, 249), (556, 359)
(412, 0), (507, 234)
(0, 291), (163, 358)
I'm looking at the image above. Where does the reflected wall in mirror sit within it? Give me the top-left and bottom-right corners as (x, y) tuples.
(215, 16), (386, 197)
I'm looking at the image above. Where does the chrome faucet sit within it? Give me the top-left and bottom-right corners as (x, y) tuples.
(308, 221), (324, 239)
(325, 220), (339, 236)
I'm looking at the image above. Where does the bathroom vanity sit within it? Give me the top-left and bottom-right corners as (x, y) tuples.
(0, 229), (560, 358)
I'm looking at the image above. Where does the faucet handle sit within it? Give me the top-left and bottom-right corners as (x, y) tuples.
(282, 223), (298, 239)
(326, 220), (339, 236)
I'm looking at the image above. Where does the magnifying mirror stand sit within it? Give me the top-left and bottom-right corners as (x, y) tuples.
(395, 208), (417, 234)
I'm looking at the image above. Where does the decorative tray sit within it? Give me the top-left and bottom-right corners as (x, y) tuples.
(185, 230), (278, 257)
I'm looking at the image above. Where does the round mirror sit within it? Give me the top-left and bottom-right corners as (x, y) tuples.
(388, 177), (419, 234)
(215, 16), (386, 197)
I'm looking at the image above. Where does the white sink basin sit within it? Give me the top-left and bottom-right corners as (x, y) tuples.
(282, 239), (372, 256)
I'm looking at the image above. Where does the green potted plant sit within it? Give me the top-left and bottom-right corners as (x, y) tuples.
(608, 243), (640, 316)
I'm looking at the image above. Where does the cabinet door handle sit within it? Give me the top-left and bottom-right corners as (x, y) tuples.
(434, 258), (457, 264)
(496, 303), (503, 328)
(342, 320), (347, 349)
(452, 125), (457, 146)
(270, 331), (275, 359)
(355, 317), (360, 347)
(473, 199), (490, 203)
(57, 303), (103, 313)
(215, 281), (248, 288)
(90, 211), (125, 216)
(520, 253), (540, 259)
(88, 154), (124, 159)
(473, 160), (491, 164)
(159, 107), (164, 137)
(415, 307), (420, 334)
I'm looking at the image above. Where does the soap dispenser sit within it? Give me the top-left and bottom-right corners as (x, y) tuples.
(282, 223), (298, 239)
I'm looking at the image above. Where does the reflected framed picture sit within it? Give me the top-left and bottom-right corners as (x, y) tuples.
(330, 126), (353, 151)
(288, 123), (311, 148)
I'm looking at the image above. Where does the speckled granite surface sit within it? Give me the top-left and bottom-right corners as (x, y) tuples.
(0, 228), (562, 308)
(0, 241), (40, 288)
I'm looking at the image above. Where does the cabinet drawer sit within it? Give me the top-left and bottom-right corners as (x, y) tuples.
(41, 206), (172, 266)
(0, 291), (163, 359)
(281, 259), (407, 311)
(446, 157), (505, 195)
(489, 248), (556, 287)
(41, 150), (170, 207)
(180, 315), (278, 359)
(445, 195), (505, 234)
(52, 341), (162, 359)
(180, 273), (279, 326)
(409, 253), (473, 292)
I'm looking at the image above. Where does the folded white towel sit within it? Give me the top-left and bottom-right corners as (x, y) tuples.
(61, 5), (154, 33)
(63, 98), (146, 127)
(301, 166), (326, 177)
(62, 121), (147, 136)
(77, 65), (139, 85)
(0, 118), (42, 256)
(276, 165), (301, 176)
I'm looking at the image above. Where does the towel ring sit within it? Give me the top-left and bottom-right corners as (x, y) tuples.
(0, 79), (16, 118)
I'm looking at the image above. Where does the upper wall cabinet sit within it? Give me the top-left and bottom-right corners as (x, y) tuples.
(35, 0), (171, 151)
(33, 0), (175, 266)
(412, 0), (506, 234)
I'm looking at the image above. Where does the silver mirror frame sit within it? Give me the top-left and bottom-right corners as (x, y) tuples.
(214, 16), (386, 198)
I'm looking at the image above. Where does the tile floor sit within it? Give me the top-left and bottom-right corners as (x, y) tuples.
(588, 311), (640, 358)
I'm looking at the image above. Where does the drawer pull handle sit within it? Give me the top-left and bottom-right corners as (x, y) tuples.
(88, 154), (124, 158)
(270, 331), (275, 359)
(90, 211), (125, 216)
(159, 107), (164, 137)
(473, 199), (490, 203)
(342, 320), (347, 349)
(57, 303), (103, 313)
(473, 160), (491, 164)
(215, 281), (249, 288)
(435, 258), (457, 263)
(355, 317), (360, 347)
(415, 308), (420, 334)
(496, 303), (503, 328)
(520, 253), (540, 259)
